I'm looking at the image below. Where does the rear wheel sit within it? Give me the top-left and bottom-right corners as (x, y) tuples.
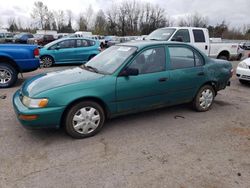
(0, 63), (18, 88)
(64, 101), (105, 139)
(217, 55), (228, 60)
(193, 85), (215, 112)
(41, 56), (54, 68)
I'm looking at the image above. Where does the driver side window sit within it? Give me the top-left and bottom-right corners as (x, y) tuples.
(128, 47), (166, 74)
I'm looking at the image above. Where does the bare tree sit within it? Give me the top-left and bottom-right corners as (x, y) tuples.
(8, 18), (18, 32)
(178, 13), (208, 27)
(85, 5), (94, 30)
(31, 1), (49, 29)
(54, 10), (65, 32)
(94, 10), (107, 35)
(77, 13), (87, 31)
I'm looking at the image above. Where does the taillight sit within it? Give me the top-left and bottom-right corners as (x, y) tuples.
(34, 48), (39, 58)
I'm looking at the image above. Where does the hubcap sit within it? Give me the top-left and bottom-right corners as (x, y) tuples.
(41, 57), (52, 68)
(199, 89), (213, 109)
(72, 107), (100, 134)
(0, 69), (11, 84)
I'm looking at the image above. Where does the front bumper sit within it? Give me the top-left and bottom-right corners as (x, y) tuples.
(12, 90), (65, 129)
(236, 67), (250, 81)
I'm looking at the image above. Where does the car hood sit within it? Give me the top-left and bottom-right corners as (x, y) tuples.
(241, 58), (250, 65)
(22, 67), (105, 97)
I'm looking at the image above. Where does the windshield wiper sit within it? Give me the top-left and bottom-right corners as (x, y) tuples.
(81, 64), (99, 73)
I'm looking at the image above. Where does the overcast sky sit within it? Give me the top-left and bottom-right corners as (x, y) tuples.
(0, 0), (249, 28)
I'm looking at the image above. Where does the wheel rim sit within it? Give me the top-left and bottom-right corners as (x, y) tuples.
(41, 57), (53, 68)
(72, 107), (100, 134)
(0, 69), (12, 84)
(199, 89), (213, 109)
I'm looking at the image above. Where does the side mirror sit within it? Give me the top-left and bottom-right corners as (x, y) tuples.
(120, 67), (139, 77)
(55, 46), (60, 50)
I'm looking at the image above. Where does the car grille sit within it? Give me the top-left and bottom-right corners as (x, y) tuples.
(242, 75), (250, 79)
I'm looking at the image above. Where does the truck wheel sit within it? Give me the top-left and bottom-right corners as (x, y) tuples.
(41, 56), (54, 68)
(218, 55), (228, 60)
(64, 101), (105, 139)
(0, 63), (18, 88)
(192, 85), (215, 112)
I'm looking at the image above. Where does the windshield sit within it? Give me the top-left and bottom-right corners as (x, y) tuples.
(147, 28), (176, 41)
(85, 46), (137, 74)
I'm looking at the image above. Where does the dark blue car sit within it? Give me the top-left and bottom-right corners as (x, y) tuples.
(13, 33), (34, 44)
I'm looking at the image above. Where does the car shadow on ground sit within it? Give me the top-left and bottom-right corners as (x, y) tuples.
(23, 103), (193, 141)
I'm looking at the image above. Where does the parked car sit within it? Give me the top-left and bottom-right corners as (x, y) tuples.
(0, 32), (14, 43)
(147, 27), (239, 60)
(27, 34), (55, 46)
(103, 36), (117, 48)
(13, 33), (34, 44)
(240, 42), (250, 50)
(13, 41), (233, 138)
(0, 44), (40, 88)
(40, 38), (100, 67)
(236, 58), (250, 84)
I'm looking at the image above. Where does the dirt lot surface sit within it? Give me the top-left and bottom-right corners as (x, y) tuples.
(0, 62), (249, 188)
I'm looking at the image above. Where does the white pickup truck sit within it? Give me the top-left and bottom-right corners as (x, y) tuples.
(147, 27), (239, 60)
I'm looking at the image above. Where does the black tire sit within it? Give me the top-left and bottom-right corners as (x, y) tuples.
(0, 63), (18, 88)
(239, 79), (249, 85)
(40, 56), (54, 68)
(64, 101), (105, 139)
(217, 55), (228, 60)
(192, 85), (215, 112)
(100, 43), (104, 49)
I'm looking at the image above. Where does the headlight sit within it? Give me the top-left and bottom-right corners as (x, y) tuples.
(238, 61), (248, 69)
(22, 96), (48, 108)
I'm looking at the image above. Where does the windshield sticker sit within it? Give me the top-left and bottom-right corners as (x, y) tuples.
(117, 47), (131, 52)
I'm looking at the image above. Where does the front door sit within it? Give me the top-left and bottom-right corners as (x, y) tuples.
(52, 39), (76, 63)
(116, 46), (170, 114)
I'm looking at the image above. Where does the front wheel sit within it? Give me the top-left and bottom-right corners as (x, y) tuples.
(64, 101), (105, 139)
(193, 85), (215, 112)
(0, 63), (18, 88)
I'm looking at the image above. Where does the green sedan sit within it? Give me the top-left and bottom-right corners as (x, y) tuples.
(13, 41), (233, 139)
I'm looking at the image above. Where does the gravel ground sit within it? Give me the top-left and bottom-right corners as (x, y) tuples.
(0, 62), (249, 188)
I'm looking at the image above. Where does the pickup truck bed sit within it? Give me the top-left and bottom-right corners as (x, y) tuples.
(0, 44), (40, 88)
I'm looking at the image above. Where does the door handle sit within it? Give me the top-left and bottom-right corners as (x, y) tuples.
(197, 72), (205, 76)
(205, 45), (208, 50)
(158, 77), (168, 82)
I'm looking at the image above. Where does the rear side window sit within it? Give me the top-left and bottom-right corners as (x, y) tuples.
(172, 29), (190, 42)
(169, 46), (204, 69)
(169, 47), (195, 69)
(76, 39), (89, 47)
(193, 29), (205, 43)
(88, 40), (96, 46)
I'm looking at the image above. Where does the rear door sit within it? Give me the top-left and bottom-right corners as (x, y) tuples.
(166, 45), (207, 104)
(74, 39), (94, 63)
(191, 29), (209, 56)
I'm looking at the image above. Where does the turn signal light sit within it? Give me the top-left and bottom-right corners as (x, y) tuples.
(38, 99), (48, 108)
(19, 115), (38, 121)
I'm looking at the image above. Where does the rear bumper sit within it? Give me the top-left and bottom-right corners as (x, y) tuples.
(236, 67), (250, 81)
(12, 90), (65, 129)
(16, 59), (40, 72)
